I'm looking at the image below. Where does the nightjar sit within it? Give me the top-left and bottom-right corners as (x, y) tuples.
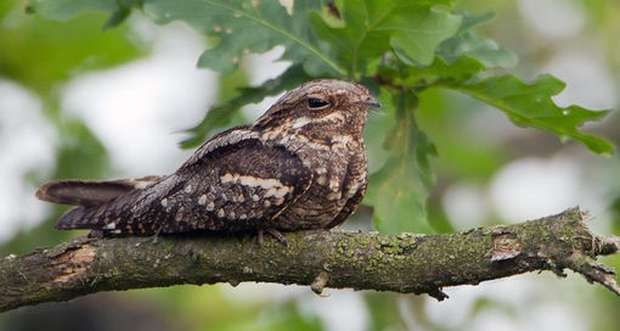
(36, 79), (379, 239)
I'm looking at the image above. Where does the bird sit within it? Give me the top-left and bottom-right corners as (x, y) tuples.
(36, 79), (380, 241)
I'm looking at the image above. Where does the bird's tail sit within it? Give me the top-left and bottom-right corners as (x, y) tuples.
(36, 176), (160, 230)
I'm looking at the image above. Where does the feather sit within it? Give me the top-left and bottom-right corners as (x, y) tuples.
(35, 176), (160, 207)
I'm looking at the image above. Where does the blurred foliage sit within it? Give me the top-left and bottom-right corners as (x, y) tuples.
(129, 286), (324, 331)
(0, 1), (141, 96)
(365, 293), (407, 330)
(1, 116), (110, 255)
(364, 92), (436, 233)
(0, 1), (143, 255)
(30, 0), (614, 233)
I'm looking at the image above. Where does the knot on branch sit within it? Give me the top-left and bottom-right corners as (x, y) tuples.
(311, 271), (330, 296)
(49, 245), (96, 284)
(490, 229), (523, 262)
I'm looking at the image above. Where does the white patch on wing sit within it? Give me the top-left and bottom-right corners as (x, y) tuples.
(221, 173), (285, 190)
(219, 173), (293, 207)
(239, 176), (281, 189)
(220, 173), (235, 183)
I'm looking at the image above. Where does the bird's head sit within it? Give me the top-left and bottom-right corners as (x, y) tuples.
(253, 79), (380, 139)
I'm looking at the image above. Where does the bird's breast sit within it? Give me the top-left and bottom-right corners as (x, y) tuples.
(261, 130), (365, 230)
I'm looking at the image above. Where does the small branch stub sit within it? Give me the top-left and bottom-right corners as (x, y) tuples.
(567, 253), (620, 296)
(490, 229), (523, 262)
(597, 236), (620, 256)
(311, 271), (330, 296)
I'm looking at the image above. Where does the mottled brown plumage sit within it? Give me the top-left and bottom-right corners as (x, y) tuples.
(36, 79), (379, 236)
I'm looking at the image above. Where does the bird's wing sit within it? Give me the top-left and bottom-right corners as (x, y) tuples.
(179, 125), (255, 169)
(158, 130), (312, 233)
(56, 127), (312, 235)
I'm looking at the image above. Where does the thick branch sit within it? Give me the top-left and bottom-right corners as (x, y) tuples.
(1, 208), (618, 313)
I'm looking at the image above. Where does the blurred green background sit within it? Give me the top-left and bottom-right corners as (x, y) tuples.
(1, 0), (619, 330)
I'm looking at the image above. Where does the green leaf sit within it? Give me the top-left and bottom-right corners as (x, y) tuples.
(416, 88), (506, 179)
(454, 74), (614, 155)
(438, 12), (517, 69)
(384, 5), (461, 66)
(181, 64), (310, 148)
(310, 0), (461, 76)
(142, 0), (345, 75)
(399, 55), (485, 88)
(103, 0), (144, 30)
(2, 2), (142, 96)
(396, 12), (516, 90)
(364, 88), (397, 174)
(365, 92), (437, 233)
(309, 0), (383, 77)
(31, 0), (118, 20)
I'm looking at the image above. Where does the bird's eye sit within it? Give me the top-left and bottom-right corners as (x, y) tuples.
(307, 97), (330, 110)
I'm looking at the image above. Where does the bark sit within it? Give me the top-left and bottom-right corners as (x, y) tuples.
(1, 208), (618, 313)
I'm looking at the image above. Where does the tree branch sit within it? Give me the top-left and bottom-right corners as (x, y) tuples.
(1, 207), (618, 313)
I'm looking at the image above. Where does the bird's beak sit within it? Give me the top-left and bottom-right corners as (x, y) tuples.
(365, 96), (381, 109)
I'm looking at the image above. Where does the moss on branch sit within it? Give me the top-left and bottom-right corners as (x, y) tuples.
(0, 208), (618, 313)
